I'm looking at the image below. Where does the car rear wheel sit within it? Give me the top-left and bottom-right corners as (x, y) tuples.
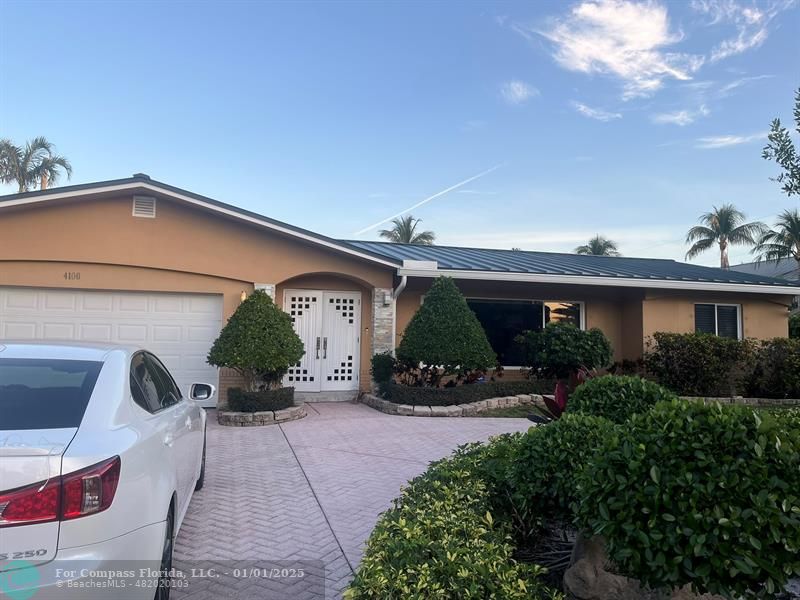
(154, 508), (174, 600)
(194, 431), (206, 491)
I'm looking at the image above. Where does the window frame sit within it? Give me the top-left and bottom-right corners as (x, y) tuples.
(694, 303), (743, 340)
(464, 297), (586, 368)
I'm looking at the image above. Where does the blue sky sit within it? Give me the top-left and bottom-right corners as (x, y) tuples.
(1, 0), (798, 266)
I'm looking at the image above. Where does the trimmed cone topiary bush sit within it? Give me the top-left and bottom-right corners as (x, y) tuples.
(567, 375), (676, 424)
(576, 399), (800, 598)
(207, 290), (304, 391)
(397, 277), (496, 385)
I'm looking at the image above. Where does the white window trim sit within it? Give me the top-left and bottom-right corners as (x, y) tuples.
(464, 297), (586, 368)
(695, 303), (743, 340)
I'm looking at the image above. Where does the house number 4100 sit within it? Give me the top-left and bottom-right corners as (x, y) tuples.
(63, 272), (80, 281)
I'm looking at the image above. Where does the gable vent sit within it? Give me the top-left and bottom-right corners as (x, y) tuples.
(132, 195), (157, 218)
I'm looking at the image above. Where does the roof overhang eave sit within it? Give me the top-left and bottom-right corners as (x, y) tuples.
(397, 267), (800, 296)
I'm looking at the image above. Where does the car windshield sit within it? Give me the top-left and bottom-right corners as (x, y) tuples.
(0, 358), (103, 430)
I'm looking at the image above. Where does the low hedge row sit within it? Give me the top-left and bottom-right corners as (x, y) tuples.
(645, 333), (800, 398)
(345, 440), (562, 600)
(382, 380), (555, 406)
(227, 387), (295, 412)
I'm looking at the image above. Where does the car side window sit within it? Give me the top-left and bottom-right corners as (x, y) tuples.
(130, 353), (159, 413)
(143, 353), (182, 409)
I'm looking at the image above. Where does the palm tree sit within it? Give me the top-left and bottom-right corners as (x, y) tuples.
(574, 235), (620, 256)
(0, 137), (72, 192)
(378, 215), (435, 245)
(685, 204), (766, 269)
(753, 209), (800, 270)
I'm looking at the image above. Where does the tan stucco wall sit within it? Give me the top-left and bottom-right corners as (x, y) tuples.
(0, 193), (395, 394)
(642, 290), (792, 343)
(395, 278), (643, 363)
(396, 279), (792, 366)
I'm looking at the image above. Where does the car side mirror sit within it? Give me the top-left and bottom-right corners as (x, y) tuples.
(190, 383), (216, 401)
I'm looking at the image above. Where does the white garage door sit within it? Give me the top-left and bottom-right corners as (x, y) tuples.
(0, 287), (223, 407)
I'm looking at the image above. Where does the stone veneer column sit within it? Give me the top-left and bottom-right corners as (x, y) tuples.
(372, 287), (394, 355)
(254, 283), (276, 300)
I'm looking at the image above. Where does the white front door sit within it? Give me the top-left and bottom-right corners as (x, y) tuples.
(283, 289), (361, 392)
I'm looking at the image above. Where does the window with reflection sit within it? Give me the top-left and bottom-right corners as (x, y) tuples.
(466, 299), (584, 366)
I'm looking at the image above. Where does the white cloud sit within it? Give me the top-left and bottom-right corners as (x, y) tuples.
(571, 101), (622, 121)
(691, 0), (795, 62)
(536, 0), (704, 99)
(652, 104), (710, 126)
(718, 74), (774, 94)
(695, 131), (765, 148)
(500, 80), (539, 104)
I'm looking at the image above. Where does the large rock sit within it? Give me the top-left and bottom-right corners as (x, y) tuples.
(564, 537), (726, 600)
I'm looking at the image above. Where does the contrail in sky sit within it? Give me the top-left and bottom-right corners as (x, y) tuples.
(353, 164), (503, 236)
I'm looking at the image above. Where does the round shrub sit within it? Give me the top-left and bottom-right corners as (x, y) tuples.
(517, 321), (612, 379)
(345, 439), (561, 600)
(576, 400), (800, 597)
(508, 414), (617, 535)
(567, 375), (676, 424)
(207, 290), (304, 391)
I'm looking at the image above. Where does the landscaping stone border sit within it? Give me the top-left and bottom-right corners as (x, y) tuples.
(217, 404), (306, 426)
(681, 396), (800, 407)
(359, 393), (544, 417)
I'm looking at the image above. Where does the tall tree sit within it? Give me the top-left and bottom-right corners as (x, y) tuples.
(0, 137), (72, 192)
(378, 215), (435, 245)
(753, 209), (800, 271)
(762, 88), (800, 196)
(685, 204), (766, 269)
(574, 235), (621, 256)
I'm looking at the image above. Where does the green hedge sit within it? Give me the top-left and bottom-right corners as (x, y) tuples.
(567, 375), (676, 424)
(345, 440), (562, 600)
(516, 321), (613, 379)
(644, 332), (753, 397)
(745, 337), (800, 399)
(645, 333), (800, 399)
(227, 387), (294, 412)
(576, 400), (800, 597)
(507, 414), (617, 539)
(383, 380), (555, 406)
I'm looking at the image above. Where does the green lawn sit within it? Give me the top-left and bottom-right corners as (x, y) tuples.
(469, 404), (536, 418)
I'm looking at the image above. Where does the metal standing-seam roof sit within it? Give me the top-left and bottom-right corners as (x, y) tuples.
(345, 240), (800, 289)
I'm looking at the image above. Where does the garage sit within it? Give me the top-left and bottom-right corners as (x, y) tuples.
(0, 287), (223, 407)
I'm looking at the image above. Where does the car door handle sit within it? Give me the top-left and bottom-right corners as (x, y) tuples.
(164, 433), (174, 447)
(185, 416), (193, 430)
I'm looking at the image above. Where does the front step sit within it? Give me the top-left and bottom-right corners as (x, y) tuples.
(295, 391), (358, 404)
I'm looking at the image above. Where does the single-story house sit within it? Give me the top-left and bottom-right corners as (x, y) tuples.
(2, 174), (798, 407)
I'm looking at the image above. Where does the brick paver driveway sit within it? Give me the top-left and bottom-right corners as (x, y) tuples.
(173, 402), (532, 600)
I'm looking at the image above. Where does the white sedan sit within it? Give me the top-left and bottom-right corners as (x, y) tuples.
(0, 342), (212, 599)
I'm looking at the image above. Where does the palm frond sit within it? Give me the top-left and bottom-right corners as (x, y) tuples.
(685, 237), (715, 260)
(685, 226), (716, 244)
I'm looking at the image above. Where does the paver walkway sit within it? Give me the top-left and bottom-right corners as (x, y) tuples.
(174, 402), (532, 600)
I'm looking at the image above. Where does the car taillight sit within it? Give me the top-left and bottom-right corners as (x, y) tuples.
(0, 479), (61, 526)
(61, 456), (121, 520)
(0, 457), (120, 528)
